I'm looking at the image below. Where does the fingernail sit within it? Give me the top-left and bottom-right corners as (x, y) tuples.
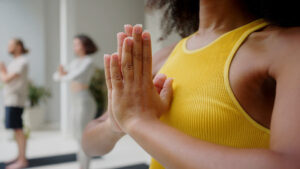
(124, 24), (132, 29)
(117, 32), (123, 38)
(112, 54), (119, 60)
(126, 38), (133, 45)
(136, 24), (143, 28)
(143, 32), (151, 40)
(126, 37), (134, 43)
(134, 24), (143, 34)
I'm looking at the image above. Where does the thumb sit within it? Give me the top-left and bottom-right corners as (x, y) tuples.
(160, 78), (173, 108)
(153, 74), (167, 93)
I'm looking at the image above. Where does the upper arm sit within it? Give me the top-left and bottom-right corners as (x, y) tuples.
(152, 42), (178, 76)
(269, 34), (300, 160)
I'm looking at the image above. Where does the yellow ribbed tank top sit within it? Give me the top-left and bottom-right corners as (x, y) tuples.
(150, 19), (270, 169)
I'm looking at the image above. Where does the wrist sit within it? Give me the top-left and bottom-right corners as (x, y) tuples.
(124, 113), (159, 135)
(106, 118), (125, 138)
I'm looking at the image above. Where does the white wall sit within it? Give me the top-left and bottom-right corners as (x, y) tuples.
(74, 0), (179, 66)
(74, 0), (145, 68)
(0, 0), (46, 84)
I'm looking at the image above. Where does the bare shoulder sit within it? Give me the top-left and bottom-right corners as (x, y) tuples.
(263, 26), (300, 77)
(152, 42), (178, 76)
(273, 26), (300, 48)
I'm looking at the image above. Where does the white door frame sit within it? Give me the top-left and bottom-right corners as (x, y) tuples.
(59, 0), (76, 136)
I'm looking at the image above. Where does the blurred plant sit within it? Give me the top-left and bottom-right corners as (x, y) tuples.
(89, 68), (107, 118)
(28, 82), (51, 107)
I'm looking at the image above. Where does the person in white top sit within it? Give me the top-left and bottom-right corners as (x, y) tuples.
(0, 39), (29, 169)
(53, 34), (97, 169)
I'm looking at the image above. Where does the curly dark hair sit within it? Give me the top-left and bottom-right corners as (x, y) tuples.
(75, 34), (99, 55)
(147, 0), (300, 39)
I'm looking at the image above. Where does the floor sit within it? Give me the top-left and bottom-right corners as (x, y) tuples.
(0, 129), (151, 169)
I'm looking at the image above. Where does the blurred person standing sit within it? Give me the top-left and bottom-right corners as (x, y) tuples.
(0, 39), (29, 169)
(53, 34), (97, 169)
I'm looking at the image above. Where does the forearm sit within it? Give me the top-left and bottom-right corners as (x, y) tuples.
(0, 72), (15, 83)
(127, 119), (299, 169)
(82, 117), (124, 156)
(53, 71), (69, 82)
(0, 72), (5, 82)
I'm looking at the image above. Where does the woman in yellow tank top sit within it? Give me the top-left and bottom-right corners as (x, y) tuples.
(82, 0), (300, 168)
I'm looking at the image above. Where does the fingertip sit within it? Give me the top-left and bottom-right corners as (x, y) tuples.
(163, 77), (173, 89)
(123, 37), (133, 46)
(136, 24), (143, 28)
(104, 54), (111, 62)
(158, 74), (167, 79)
(108, 53), (116, 62)
(117, 32), (123, 38)
(111, 53), (119, 59)
(142, 31), (151, 40)
(124, 24), (133, 35)
(133, 24), (143, 34)
(153, 74), (167, 88)
(124, 24), (133, 30)
(167, 78), (174, 85)
(118, 32), (127, 38)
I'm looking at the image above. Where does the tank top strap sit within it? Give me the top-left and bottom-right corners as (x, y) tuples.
(160, 19), (269, 75)
(182, 19), (269, 54)
(223, 19), (270, 134)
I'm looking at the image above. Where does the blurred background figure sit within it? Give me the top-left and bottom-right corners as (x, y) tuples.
(0, 1), (171, 168)
(53, 35), (98, 169)
(0, 39), (29, 169)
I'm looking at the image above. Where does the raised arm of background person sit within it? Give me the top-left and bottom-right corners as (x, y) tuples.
(52, 58), (92, 82)
(0, 62), (24, 83)
(0, 72), (19, 83)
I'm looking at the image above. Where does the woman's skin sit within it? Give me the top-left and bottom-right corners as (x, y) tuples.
(82, 25), (174, 155)
(83, 0), (300, 168)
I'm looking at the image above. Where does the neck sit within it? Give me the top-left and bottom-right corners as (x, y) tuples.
(13, 53), (22, 58)
(79, 54), (86, 58)
(198, 0), (255, 33)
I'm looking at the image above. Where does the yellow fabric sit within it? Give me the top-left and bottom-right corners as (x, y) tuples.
(150, 19), (270, 169)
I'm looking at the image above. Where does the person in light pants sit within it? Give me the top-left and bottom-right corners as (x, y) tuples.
(53, 34), (97, 169)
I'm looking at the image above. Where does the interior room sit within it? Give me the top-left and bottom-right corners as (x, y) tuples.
(0, 0), (179, 168)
